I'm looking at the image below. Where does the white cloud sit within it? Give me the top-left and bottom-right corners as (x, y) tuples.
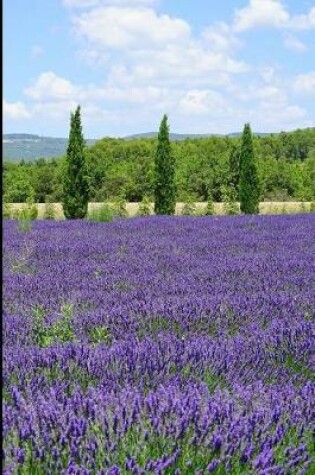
(293, 72), (315, 94)
(178, 89), (228, 116)
(230, 82), (287, 104)
(32, 100), (79, 119)
(233, 0), (289, 32)
(73, 7), (191, 50)
(259, 66), (277, 84)
(289, 6), (315, 30)
(202, 22), (241, 53)
(24, 72), (79, 101)
(3, 100), (31, 119)
(284, 34), (307, 52)
(71, 4), (247, 93)
(5, 1), (314, 136)
(233, 0), (315, 32)
(259, 102), (307, 120)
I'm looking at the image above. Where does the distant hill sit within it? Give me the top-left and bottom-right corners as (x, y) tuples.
(2, 129), (309, 161)
(3, 134), (97, 162)
(124, 131), (271, 140)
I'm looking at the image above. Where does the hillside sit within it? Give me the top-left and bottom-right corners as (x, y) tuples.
(123, 131), (271, 140)
(3, 128), (313, 162)
(3, 134), (97, 161)
(3, 131), (269, 161)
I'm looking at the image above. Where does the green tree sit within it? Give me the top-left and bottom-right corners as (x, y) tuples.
(239, 123), (260, 214)
(62, 106), (89, 219)
(154, 115), (176, 215)
(229, 142), (240, 193)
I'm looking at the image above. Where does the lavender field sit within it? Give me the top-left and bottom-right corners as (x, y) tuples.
(3, 215), (315, 475)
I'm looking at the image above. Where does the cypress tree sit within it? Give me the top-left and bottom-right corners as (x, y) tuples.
(239, 123), (260, 214)
(62, 105), (89, 219)
(154, 115), (176, 215)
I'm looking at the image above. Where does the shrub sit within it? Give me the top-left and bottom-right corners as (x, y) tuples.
(15, 197), (38, 220)
(138, 196), (152, 216)
(43, 202), (56, 220)
(222, 185), (240, 215)
(182, 196), (197, 216)
(3, 203), (12, 219)
(299, 202), (307, 214)
(112, 197), (128, 218)
(88, 203), (115, 222)
(204, 197), (215, 216)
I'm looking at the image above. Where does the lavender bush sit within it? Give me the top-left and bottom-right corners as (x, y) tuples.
(3, 215), (315, 474)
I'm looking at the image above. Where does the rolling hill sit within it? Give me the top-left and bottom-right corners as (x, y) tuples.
(1, 130), (300, 161)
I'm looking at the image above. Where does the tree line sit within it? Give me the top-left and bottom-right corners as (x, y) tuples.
(3, 107), (315, 213)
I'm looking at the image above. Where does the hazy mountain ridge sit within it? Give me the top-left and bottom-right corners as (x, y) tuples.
(3, 129), (313, 161)
(3, 134), (97, 161)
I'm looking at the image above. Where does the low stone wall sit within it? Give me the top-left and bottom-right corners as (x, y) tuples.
(4, 201), (313, 219)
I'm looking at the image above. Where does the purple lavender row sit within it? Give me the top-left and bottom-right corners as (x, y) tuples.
(3, 215), (315, 474)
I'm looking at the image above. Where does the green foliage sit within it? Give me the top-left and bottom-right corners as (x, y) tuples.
(88, 203), (115, 222)
(3, 202), (12, 219)
(62, 106), (89, 219)
(299, 201), (307, 214)
(137, 196), (152, 216)
(43, 201), (56, 220)
(3, 128), (315, 204)
(181, 195), (197, 216)
(88, 325), (111, 345)
(17, 205), (38, 221)
(154, 115), (176, 215)
(228, 142), (240, 192)
(239, 123), (260, 214)
(310, 202), (315, 213)
(222, 184), (240, 215)
(112, 197), (128, 218)
(17, 218), (32, 233)
(13, 194), (38, 228)
(204, 193), (215, 215)
(31, 303), (76, 348)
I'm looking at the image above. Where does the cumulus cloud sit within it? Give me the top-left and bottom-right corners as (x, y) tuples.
(23, 71), (168, 105)
(32, 100), (79, 119)
(6, 0), (314, 135)
(178, 90), (228, 116)
(233, 0), (289, 32)
(24, 72), (79, 101)
(233, 0), (315, 32)
(202, 22), (241, 53)
(73, 7), (191, 50)
(293, 72), (315, 94)
(3, 100), (31, 119)
(70, 3), (247, 94)
(284, 34), (307, 52)
(289, 7), (315, 30)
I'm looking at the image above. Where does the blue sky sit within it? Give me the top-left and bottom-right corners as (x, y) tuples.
(3, 0), (315, 138)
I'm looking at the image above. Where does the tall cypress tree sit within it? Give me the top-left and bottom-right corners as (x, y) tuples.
(154, 115), (176, 215)
(62, 105), (89, 219)
(239, 123), (260, 214)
